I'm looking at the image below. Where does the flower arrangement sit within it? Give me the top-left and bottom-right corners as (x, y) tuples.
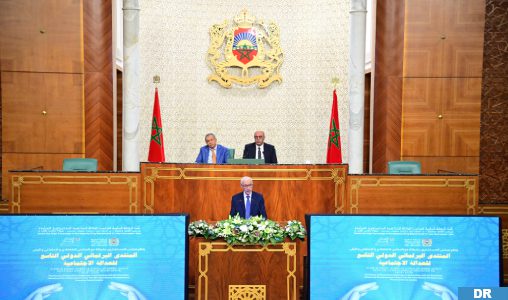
(188, 215), (306, 245)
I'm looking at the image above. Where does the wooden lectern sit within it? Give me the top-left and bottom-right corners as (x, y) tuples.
(196, 242), (298, 300)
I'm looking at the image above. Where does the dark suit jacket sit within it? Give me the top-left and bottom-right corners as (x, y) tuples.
(242, 143), (278, 164)
(229, 191), (267, 219)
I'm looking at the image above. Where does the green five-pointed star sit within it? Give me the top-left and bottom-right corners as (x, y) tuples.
(151, 117), (162, 145)
(328, 119), (340, 148)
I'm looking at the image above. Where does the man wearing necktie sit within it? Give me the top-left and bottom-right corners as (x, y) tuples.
(229, 176), (267, 219)
(195, 133), (229, 164)
(242, 131), (278, 163)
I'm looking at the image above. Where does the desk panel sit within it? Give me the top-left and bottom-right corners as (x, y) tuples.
(346, 175), (478, 214)
(141, 163), (347, 220)
(9, 172), (140, 214)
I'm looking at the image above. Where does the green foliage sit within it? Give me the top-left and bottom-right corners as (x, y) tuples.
(188, 215), (306, 245)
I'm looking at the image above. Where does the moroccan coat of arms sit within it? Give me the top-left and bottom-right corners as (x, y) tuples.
(207, 10), (284, 88)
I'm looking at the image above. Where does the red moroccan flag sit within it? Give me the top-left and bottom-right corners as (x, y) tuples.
(148, 88), (165, 162)
(326, 90), (343, 163)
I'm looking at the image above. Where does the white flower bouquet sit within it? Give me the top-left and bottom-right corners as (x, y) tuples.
(188, 215), (306, 245)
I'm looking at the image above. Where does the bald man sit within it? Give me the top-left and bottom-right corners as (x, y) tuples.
(242, 131), (278, 164)
(229, 176), (267, 219)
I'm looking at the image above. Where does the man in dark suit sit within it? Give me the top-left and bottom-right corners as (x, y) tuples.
(242, 131), (278, 163)
(230, 176), (267, 219)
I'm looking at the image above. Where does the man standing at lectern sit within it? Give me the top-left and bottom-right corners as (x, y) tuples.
(242, 131), (278, 163)
(195, 133), (229, 164)
(230, 176), (267, 219)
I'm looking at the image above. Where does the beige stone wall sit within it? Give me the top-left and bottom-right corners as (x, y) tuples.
(139, 0), (350, 163)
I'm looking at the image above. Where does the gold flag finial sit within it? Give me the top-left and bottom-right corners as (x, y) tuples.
(153, 75), (160, 84)
(331, 77), (340, 89)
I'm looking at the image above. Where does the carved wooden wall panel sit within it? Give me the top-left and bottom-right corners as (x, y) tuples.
(404, 0), (485, 77)
(1, 72), (83, 154)
(479, 0), (508, 203)
(402, 118), (441, 156)
(401, 0), (483, 174)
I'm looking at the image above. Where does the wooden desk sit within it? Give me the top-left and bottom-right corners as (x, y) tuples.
(196, 242), (298, 300)
(141, 162), (346, 289)
(345, 174), (478, 214)
(8, 171), (140, 214)
(141, 163), (348, 219)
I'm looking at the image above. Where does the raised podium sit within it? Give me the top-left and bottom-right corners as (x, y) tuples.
(196, 242), (298, 300)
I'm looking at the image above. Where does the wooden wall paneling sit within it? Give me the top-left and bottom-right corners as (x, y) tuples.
(83, 0), (114, 170)
(404, 0), (485, 77)
(0, 0), (82, 73)
(441, 118), (480, 156)
(44, 74), (84, 153)
(1, 153), (83, 201)
(440, 78), (481, 157)
(402, 118), (441, 156)
(402, 78), (481, 158)
(441, 78), (482, 115)
(403, 0), (445, 77)
(402, 78), (441, 115)
(479, 0), (508, 204)
(371, 0), (405, 173)
(402, 78), (442, 156)
(403, 156), (479, 174)
(442, 0), (485, 77)
(1, 72), (83, 154)
(1, 72), (46, 153)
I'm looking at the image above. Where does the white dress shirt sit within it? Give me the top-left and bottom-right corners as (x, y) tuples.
(256, 144), (264, 159)
(207, 147), (216, 163)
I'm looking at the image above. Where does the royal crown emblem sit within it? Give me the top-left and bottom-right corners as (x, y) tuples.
(207, 10), (284, 89)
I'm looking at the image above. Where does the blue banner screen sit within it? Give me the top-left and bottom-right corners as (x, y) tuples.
(309, 215), (500, 300)
(0, 215), (187, 300)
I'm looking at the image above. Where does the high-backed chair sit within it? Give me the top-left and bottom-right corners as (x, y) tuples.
(227, 148), (235, 160)
(388, 161), (421, 174)
(62, 158), (98, 172)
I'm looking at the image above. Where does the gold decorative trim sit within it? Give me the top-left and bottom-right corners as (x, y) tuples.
(10, 175), (138, 214)
(143, 166), (346, 214)
(198, 242), (297, 300)
(502, 229), (508, 260)
(478, 205), (508, 215)
(229, 285), (266, 300)
(0, 202), (9, 213)
(348, 177), (477, 214)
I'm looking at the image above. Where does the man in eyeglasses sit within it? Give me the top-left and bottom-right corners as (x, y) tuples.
(242, 131), (278, 163)
(229, 176), (267, 219)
